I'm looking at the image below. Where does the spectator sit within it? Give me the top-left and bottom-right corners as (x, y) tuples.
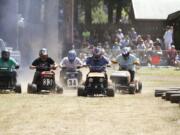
(116, 28), (124, 41)
(103, 31), (111, 43)
(82, 28), (90, 43)
(155, 38), (164, 50)
(104, 41), (111, 56)
(128, 27), (138, 49)
(112, 42), (121, 58)
(149, 44), (163, 66)
(175, 51), (180, 69)
(128, 27), (138, 41)
(152, 44), (163, 56)
(113, 37), (122, 48)
(96, 42), (102, 48)
(167, 45), (177, 66)
(137, 38), (146, 61)
(163, 26), (173, 50)
(144, 34), (153, 49)
(121, 35), (130, 49)
(89, 30), (98, 45)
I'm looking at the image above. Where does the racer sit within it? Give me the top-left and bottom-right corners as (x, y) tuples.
(112, 47), (140, 82)
(86, 47), (110, 72)
(60, 50), (83, 82)
(0, 48), (20, 83)
(30, 48), (57, 83)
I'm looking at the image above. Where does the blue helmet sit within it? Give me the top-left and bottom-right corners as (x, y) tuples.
(68, 50), (77, 62)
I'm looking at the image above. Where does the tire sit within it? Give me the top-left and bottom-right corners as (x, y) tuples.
(155, 89), (180, 93)
(129, 84), (136, 94)
(27, 83), (33, 93)
(14, 84), (21, 93)
(137, 81), (142, 93)
(165, 91), (180, 101)
(32, 84), (37, 93)
(77, 86), (86, 96)
(27, 83), (37, 94)
(155, 89), (169, 94)
(27, 83), (32, 93)
(155, 92), (164, 97)
(106, 86), (115, 97)
(154, 89), (180, 97)
(56, 85), (63, 94)
(170, 94), (180, 103)
(161, 93), (166, 99)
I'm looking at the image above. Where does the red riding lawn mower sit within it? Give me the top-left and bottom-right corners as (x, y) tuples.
(28, 66), (63, 94)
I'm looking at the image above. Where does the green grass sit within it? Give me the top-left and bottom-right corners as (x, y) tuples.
(137, 67), (180, 87)
(138, 67), (180, 76)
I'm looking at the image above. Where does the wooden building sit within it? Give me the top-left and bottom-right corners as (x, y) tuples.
(167, 11), (180, 49)
(130, 0), (180, 39)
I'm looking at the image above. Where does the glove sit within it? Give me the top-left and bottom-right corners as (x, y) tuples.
(15, 65), (20, 69)
(52, 66), (57, 70)
(133, 61), (140, 65)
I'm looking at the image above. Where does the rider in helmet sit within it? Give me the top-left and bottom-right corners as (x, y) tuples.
(122, 47), (130, 60)
(0, 48), (20, 84)
(60, 50), (83, 83)
(68, 50), (77, 63)
(86, 47), (110, 72)
(30, 48), (57, 83)
(1, 49), (10, 61)
(112, 47), (140, 82)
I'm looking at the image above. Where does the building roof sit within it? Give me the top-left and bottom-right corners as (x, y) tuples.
(132, 0), (180, 20)
(167, 10), (180, 21)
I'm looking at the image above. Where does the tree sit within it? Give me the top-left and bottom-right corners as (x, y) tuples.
(78, 0), (103, 25)
(92, 1), (108, 23)
(84, 0), (92, 25)
(104, 0), (114, 23)
(104, 0), (131, 23)
(74, 0), (79, 25)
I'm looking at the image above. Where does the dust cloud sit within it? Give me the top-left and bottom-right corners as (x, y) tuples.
(0, 0), (63, 90)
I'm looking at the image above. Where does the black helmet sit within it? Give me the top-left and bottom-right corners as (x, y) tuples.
(1, 48), (10, 61)
(39, 48), (48, 61)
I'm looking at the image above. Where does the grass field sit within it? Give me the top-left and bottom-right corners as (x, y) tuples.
(0, 67), (180, 135)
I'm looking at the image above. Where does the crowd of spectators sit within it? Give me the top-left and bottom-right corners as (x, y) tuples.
(73, 25), (179, 67)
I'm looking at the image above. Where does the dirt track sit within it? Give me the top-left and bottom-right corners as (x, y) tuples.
(0, 67), (180, 135)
